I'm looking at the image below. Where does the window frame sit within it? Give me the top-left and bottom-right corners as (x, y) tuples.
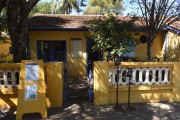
(71, 39), (82, 58)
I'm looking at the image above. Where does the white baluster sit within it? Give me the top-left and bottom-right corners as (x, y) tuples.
(124, 68), (129, 85)
(112, 69), (117, 85)
(126, 77), (129, 85)
(144, 68), (150, 84)
(163, 68), (171, 84)
(158, 68), (163, 84)
(151, 68), (156, 84)
(118, 69), (122, 85)
(119, 68), (123, 85)
(139, 68), (143, 84)
(120, 68), (126, 85)
(11, 71), (17, 88)
(117, 67), (121, 85)
(132, 68), (138, 85)
(3, 70), (8, 88)
(148, 69), (153, 85)
(141, 68), (146, 85)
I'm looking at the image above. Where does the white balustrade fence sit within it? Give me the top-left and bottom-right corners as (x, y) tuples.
(0, 69), (20, 88)
(109, 67), (172, 85)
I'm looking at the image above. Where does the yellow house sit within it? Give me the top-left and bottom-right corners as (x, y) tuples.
(0, 14), (180, 109)
(27, 14), (180, 77)
(0, 14), (179, 77)
(166, 30), (180, 61)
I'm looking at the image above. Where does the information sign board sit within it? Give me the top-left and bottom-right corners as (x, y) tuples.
(25, 63), (39, 81)
(25, 85), (38, 100)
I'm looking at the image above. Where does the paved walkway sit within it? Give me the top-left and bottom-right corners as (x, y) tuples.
(1, 101), (180, 120)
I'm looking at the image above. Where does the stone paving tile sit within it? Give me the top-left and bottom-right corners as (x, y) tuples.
(1, 101), (180, 120)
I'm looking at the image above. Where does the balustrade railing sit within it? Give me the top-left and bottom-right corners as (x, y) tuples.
(109, 67), (172, 85)
(0, 69), (20, 88)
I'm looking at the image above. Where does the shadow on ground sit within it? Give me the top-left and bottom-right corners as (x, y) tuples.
(1, 101), (180, 120)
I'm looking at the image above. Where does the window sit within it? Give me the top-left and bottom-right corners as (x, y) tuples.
(37, 40), (66, 62)
(125, 49), (135, 57)
(71, 39), (82, 57)
(124, 39), (135, 57)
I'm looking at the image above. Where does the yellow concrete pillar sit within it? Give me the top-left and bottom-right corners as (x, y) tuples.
(94, 61), (109, 105)
(172, 62), (180, 101)
(45, 62), (63, 107)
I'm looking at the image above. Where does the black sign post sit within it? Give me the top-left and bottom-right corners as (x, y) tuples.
(126, 68), (134, 110)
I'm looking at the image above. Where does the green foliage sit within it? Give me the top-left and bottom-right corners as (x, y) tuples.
(29, 2), (52, 17)
(0, 9), (8, 41)
(51, 0), (86, 14)
(61, 0), (86, 14)
(86, 14), (137, 56)
(0, 9), (8, 33)
(0, 54), (13, 63)
(84, 0), (124, 15)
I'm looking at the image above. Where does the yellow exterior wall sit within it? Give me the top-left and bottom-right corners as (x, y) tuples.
(94, 61), (180, 105)
(28, 31), (165, 77)
(133, 32), (165, 60)
(0, 31), (172, 64)
(28, 31), (88, 77)
(0, 62), (63, 108)
(0, 39), (13, 61)
(166, 31), (180, 61)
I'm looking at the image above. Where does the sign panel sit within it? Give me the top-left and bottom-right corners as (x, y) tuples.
(16, 60), (47, 120)
(25, 63), (39, 81)
(25, 84), (38, 100)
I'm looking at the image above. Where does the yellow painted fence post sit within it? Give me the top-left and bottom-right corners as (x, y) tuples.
(45, 62), (63, 107)
(172, 62), (180, 101)
(94, 61), (109, 105)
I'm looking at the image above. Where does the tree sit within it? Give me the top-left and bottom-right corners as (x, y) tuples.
(130, 0), (180, 61)
(51, 0), (63, 14)
(86, 14), (137, 58)
(84, 0), (124, 15)
(0, 0), (40, 62)
(29, 2), (52, 17)
(0, 9), (8, 39)
(51, 0), (86, 14)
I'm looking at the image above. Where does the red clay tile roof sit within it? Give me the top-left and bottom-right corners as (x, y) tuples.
(28, 14), (143, 30)
(28, 14), (179, 33)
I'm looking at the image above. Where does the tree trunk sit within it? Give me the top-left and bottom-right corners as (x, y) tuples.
(6, 0), (39, 63)
(147, 36), (152, 61)
(13, 13), (29, 63)
(6, 0), (27, 63)
(0, 0), (6, 13)
(10, 12), (28, 63)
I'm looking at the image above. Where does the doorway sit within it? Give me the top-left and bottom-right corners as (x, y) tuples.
(86, 38), (103, 76)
